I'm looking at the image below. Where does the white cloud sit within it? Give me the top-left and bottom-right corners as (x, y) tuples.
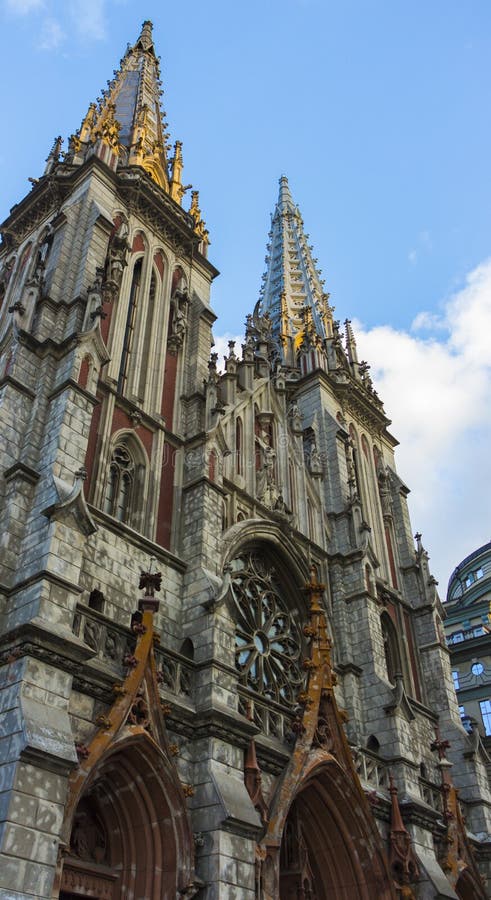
(70, 0), (106, 40)
(212, 332), (244, 371)
(356, 257), (491, 590)
(2, 0), (107, 42)
(39, 17), (64, 49)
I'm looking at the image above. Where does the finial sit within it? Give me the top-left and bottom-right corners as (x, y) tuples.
(138, 557), (162, 613)
(388, 772), (407, 833)
(344, 318), (359, 366)
(44, 136), (63, 175)
(189, 191), (209, 248)
(430, 724), (451, 761)
(136, 20), (155, 53)
(388, 772), (420, 886)
(169, 140), (189, 204)
(79, 102), (97, 144)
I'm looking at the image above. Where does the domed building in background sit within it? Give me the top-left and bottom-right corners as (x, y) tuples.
(445, 541), (491, 750)
(0, 21), (490, 900)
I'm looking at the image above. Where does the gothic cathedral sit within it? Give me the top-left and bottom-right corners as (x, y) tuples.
(0, 21), (490, 900)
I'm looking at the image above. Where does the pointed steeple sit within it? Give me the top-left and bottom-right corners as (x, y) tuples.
(259, 176), (333, 359)
(68, 21), (171, 192)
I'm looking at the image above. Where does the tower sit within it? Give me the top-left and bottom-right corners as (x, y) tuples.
(0, 22), (490, 900)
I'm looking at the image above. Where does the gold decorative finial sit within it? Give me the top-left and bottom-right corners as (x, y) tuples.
(79, 103), (97, 144)
(97, 102), (121, 151)
(169, 141), (187, 204)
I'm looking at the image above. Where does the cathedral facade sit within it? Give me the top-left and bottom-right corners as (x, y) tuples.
(0, 21), (490, 900)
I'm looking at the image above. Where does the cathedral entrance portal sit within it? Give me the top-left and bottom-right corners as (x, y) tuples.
(277, 763), (395, 900)
(58, 736), (192, 900)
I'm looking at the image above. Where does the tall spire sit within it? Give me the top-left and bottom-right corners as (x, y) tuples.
(259, 176), (333, 359)
(68, 21), (172, 193)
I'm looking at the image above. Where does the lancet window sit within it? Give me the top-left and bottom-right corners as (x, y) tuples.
(235, 416), (243, 475)
(381, 612), (402, 685)
(231, 550), (304, 706)
(104, 444), (135, 523)
(136, 268), (157, 400)
(118, 258), (142, 393)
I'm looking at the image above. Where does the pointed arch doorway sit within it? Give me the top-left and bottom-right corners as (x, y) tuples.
(59, 735), (193, 900)
(277, 761), (396, 900)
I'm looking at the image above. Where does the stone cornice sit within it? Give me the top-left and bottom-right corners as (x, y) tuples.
(0, 374), (36, 399)
(3, 461), (40, 484)
(47, 377), (99, 406)
(0, 619), (94, 671)
(1, 175), (63, 249)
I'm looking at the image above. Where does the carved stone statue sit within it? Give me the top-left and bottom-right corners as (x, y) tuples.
(167, 293), (188, 355)
(256, 436), (276, 500)
(288, 401), (302, 432)
(103, 218), (130, 301)
(34, 224), (54, 281)
(0, 257), (15, 305)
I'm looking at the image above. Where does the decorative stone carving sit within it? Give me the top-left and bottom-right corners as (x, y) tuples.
(0, 256), (15, 306)
(244, 737), (269, 824)
(256, 432), (276, 504)
(167, 289), (189, 355)
(102, 217), (130, 302)
(387, 773), (420, 890)
(288, 400), (303, 433)
(42, 471), (98, 536)
(70, 798), (108, 863)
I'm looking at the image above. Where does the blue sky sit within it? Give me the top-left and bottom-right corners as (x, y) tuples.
(1, 1), (491, 589)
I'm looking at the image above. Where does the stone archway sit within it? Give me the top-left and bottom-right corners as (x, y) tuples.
(278, 760), (395, 900)
(59, 734), (193, 899)
(455, 867), (486, 900)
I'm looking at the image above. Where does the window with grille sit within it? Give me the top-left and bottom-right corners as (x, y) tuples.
(104, 444), (135, 524)
(231, 550), (305, 706)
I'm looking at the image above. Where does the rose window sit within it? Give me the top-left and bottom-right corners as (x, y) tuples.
(231, 551), (304, 705)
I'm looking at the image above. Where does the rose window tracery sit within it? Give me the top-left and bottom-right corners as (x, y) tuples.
(232, 551), (304, 705)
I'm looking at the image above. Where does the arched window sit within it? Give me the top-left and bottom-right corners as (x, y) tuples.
(347, 425), (361, 498)
(88, 589), (105, 613)
(104, 444), (135, 524)
(307, 500), (315, 541)
(236, 416), (243, 475)
(231, 549), (305, 706)
(180, 638), (194, 660)
(289, 461), (296, 512)
(137, 267), (158, 400)
(208, 449), (217, 482)
(118, 258), (142, 393)
(366, 734), (380, 754)
(381, 612), (402, 685)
